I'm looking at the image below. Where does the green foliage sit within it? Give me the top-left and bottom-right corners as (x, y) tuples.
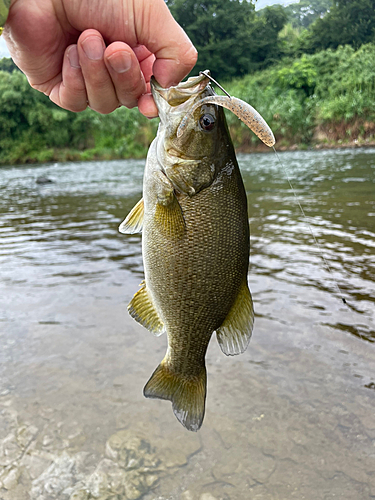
(252, 6), (289, 67)
(311, 44), (375, 121)
(224, 41), (375, 148)
(167, 0), (375, 77)
(225, 69), (316, 146)
(284, 0), (332, 29)
(1, 37), (375, 164)
(167, 0), (287, 80)
(278, 22), (303, 58)
(0, 57), (20, 73)
(300, 0), (375, 53)
(0, 67), (157, 165)
(276, 55), (317, 96)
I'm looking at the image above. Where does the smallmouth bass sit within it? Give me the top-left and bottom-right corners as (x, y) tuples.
(120, 72), (272, 431)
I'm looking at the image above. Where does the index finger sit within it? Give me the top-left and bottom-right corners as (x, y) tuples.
(136, 1), (197, 88)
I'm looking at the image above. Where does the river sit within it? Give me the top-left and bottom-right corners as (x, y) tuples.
(0, 148), (374, 499)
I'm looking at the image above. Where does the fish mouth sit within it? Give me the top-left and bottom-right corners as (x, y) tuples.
(151, 72), (210, 108)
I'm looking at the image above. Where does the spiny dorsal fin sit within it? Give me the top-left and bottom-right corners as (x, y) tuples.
(144, 361), (206, 432)
(128, 281), (165, 336)
(216, 280), (254, 356)
(119, 198), (144, 234)
(155, 195), (185, 239)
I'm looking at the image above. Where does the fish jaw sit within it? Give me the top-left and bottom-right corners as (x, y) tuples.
(151, 74), (213, 156)
(151, 73), (210, 118)
(151, 75), (227, 196)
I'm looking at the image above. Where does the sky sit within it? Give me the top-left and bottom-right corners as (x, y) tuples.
(255, 0), (298, 9)
(0, 0), (299, 59)
(0, 37), (9, 58)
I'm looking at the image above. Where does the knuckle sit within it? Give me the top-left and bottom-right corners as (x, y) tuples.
(67, 80), (86, 94)
(30, 82), (51, 95)
(120, 77), (143, 97)
(60, 94), (87, 113)
(180, 44), (198, 69)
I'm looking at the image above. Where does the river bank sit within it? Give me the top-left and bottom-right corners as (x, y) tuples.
(235, 136), (375, 154)
(2, 122), (375, 165)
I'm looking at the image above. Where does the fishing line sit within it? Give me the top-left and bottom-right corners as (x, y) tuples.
(199, 70), (231, 98)
(272, 146), (348, 306)
(199, 70), (348, 306)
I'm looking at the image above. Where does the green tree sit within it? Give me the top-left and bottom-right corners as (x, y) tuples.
(301, 0), (375, 52)
(0, 68), (156, 164)
(253, 6), (288, 66)
(167, 0), (287, 80)
(0, 70), (76, 162)
(284, 0), (332, 29)
(0, 57), (20, 73)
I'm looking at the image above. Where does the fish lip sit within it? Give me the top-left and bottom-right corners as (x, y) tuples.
(151, 72), (211, 107)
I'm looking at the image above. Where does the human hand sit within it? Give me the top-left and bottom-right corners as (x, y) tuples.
(3, 0), (197, 117)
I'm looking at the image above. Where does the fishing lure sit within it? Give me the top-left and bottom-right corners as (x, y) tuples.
(177, 70), (275, 148)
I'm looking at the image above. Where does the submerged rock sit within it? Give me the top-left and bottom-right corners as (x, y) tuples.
(30, 431), (162, 500)
(30, 452), (89, 499)
(68, 431), (161, 500)
(0, 407), (165, 500)
(36, 176), (53, 185)
(0, 404), (202, 499)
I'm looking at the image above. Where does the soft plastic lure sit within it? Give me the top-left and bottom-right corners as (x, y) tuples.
(177, 71), (275, 148)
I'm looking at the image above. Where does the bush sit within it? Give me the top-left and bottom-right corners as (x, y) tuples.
(0, 69), (157, 164)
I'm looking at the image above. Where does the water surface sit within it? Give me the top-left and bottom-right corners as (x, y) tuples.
(0, 149), (374, 499)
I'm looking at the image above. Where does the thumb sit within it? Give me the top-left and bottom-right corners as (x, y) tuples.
(136, 0), (197, 88)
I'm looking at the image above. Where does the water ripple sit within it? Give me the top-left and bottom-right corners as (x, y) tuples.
(1, 151), (374, 342)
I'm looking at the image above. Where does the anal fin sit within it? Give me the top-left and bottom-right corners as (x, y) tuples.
(216, 280), (254, 356)
(119, 198), (144, 234)
(128, 281), (165, 336)
(144, 361), (206, 432)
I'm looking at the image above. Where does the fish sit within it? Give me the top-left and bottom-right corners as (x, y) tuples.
(119, 71), (274, 431)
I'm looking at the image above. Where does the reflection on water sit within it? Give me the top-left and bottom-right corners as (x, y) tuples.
(239, 149), (375, 343)
(0, 150), (374, 499)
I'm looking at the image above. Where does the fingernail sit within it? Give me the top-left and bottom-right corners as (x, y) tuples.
(107, 51), (132, 74)
(82, 36), (105, 61)
(67, 46), (80, 69)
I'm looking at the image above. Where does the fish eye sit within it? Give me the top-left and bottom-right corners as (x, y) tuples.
(199, 113), (215, 131)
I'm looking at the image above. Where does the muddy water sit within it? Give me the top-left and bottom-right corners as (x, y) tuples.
(0, 148), (374, 500)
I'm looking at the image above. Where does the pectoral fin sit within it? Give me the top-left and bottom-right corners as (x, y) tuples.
(119, 198), (144, 234)
(153, 169), (186, 239)
(155, 195), (185, 239)
(216, 280), (254, 356)
(128, 281), (165, 336)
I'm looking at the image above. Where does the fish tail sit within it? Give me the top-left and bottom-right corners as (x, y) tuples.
(143, 361), (207, 432)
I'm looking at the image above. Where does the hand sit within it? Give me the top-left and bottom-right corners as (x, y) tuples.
(3, 0), (197, 117)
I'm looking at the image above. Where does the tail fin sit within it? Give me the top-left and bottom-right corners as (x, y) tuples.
(143, 362), (207, 432)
